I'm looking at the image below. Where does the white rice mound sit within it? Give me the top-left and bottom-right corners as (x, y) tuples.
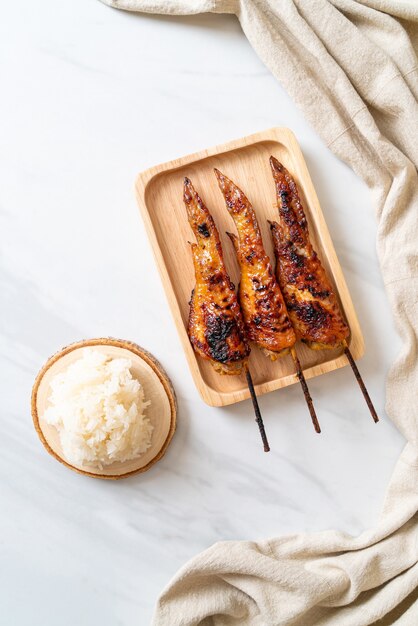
(44, 348), (153, 468)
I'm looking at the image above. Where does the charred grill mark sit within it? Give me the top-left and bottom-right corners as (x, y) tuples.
(280, 205), (295, 228)
(249, 310), (293, 330)
(209, 273), (223, 285)
(288, 300), (331, 329)
(257, 296), (271, 310)
(205, 313), (242, 363)
(227, 197), (246, 214)
(295, 215), (307, 230)
(290, 250), (305, 268)
(280, 247), (332, 298)
(197, 222), (210, 238)
(306, 286), (330, 299)
(279, 244), (331, 298)
(251, 276), (267, 292)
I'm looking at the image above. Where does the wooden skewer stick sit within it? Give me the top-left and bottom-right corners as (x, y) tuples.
(290, 347), (321, 434)
(342, 341), (379, 423)
(245, 367), (270, 452)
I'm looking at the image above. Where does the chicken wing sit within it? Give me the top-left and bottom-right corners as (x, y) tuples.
(269, 156), (350, 349)
(184, 177), (250, 375)
(214, 168), (296, 359)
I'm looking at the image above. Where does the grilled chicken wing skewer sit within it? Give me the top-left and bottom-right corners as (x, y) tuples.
(185, 177), (249, 376)
(214, 168), (295, 358)
(269, 156), (378, 423)
(184, 177), (270, 450)
(214, 168), (320, 433)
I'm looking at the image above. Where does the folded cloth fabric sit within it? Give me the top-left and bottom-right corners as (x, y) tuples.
(100, 0), (418, 623)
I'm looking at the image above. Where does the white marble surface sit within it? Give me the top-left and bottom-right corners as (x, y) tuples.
(0, 1), (406, 624)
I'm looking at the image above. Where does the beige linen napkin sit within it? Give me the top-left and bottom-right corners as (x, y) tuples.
(100, 0), (418, 623)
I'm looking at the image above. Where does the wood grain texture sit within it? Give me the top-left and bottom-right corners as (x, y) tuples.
(136, 128), (364, 407)
(31, 338), (177, 479)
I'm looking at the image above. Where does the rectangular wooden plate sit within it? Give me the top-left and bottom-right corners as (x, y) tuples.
(136, 128), (364, 407)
